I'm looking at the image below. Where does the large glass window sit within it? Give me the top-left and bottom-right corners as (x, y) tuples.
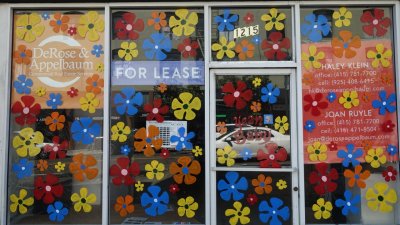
(110, 8), (205, 224)
(300, 6), (399, 224)
(8, 10), (105, 224)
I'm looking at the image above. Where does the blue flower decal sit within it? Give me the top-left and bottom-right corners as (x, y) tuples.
(387, 144), (398, 156)
(120, 145), (131, 156)
(91, 44), (104, 58)
(142, 33), (172, 60)
(71, 117), (101, 145)
(337, 144), (363, 167)
(327, 92), (336, 103)
(261, 83), (280, 104)
(240, 148), (252, 160)
(42, 12), (50, 20)
(46, 93), (63, 109)
(335, 190), (360, 216)
(259, 197), (290, 225)
(141, 185), (169, 216)
(170, 127), (195, 151)
(47, 201), (68, 222)
(304, 120), (316, 132)
(252, 35), (261, 44)
(217, 171), (248, 201)
(12, 158), (33, 179)
(14, 75), (33, 94)
(372, 90), (396, 115)
(214, 9), (238, 31)
(301, 13), (331, 42)
(114, 87), (143, 116)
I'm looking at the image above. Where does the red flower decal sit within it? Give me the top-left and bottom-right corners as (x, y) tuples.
(34, 173), (64, 204)
(257, 143), (288, 168)
(360, 8), (391, 37)
(309, 163), (338, 195)
(11, 95), (41, 126)
(382, 120), (395, 132)
(246, 193), (258, 205)
(222, 81), (253, 110)
(115, 13), (144, 40)
(67, 87), (79, 97)
(177, 38), (199, 58)
(261, 32), (290, 60)
(169, 183), (180, 194)
(44, 136), (68, 160)
(382, 166), (397, 182)
(110, 157), (140, 186)
(67, 26), (77, 36)
(328, 141), (338, 151)
(303, 93), (328, 116)
(143, 98), (169, 123)
(243, 12), (254, 24)
(160, 148), (170, 159)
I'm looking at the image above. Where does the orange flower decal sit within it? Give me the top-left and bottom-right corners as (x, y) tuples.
(344, 165), (370, 188)
(235, 39), (255, 60)
(45, 112), (66, 131)
(250, 101), (261, 112)
(114, 195), (134, 217)
(302, 73), (314, 85)
(147, 11), (167, 31)
(362, 140), (373, 151)
(331, 30), (361, 58)
(69, 153), (99, 182)
(252, 174), (272, 195)
(158, 83), (167, 93)
(362, 92), (371, 103)
(216, 121), (227, 134)
(49, 13), (70, 33)
(14, 45), (32, 65)
(169, 156), (201, 185)
(86, 74), (104, 94)
(37, 159), (48, 172)
(134, 125), (163, 157)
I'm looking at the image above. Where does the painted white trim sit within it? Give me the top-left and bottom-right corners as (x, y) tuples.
(212, 167), (297, 172)
(209, 61), (298, 68)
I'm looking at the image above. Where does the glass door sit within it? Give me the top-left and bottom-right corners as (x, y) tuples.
(210, 69), (298, 225)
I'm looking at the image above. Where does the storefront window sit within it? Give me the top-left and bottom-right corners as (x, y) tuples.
(110, 8), (205, 224)
(211, 7), (293, 61)
(8, 10), (105, 224)
(301, 6), (399, 224)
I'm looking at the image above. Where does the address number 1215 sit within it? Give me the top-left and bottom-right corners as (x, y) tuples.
(233, 25), (259, 39)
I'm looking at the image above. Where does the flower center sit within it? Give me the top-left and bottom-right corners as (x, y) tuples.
(80, 164), (86, 170)
(55, 209), (60, 213)
(45, 185), (52, 192)
(312, 101), (318, 107)
(372, 19), (379, 25)
(53, 146), (59, 152)
(182, 167), (189, 175)
(185, 46), (192, 52)
(146, 138), (152, 143)
(272, 210), (276, 214)
(376, 54), (381, 59)
(183, 104), (189, 109)
(121, 169), (128, 176)
(269, 154), (275, 160)
(321, 176), (328, 182)
(181, 19), (187, 25)
(354, 174), (360, 179)
(382, 101), (387, 106)
(309, 56), (315, 61)
(378, 195), (384, 201)
(233, 91), (240, 98)
(152, 108), (159, 114)
(52, 99), (56, 102)
(346, 202), (351, 206)
(56, 20), (62, 25)
(92, 81), (97, 87)
(271, 17), (277, 22)
(18, 199), (23, 204)
(83, 129), (87, 133)
(25, 140), (31, 145)
(340, 16), (345, 20)
(224, 154), (229, 158)
(22, 107), (30, 114)
(343, 43), (349, 49)
(21, 166), (25, 171)
(26, 25), (32, 30)
(126, 100), (130, 104)
(348, 154), (352, 158)
(260, 182), (265, 187)
(154, 18), (160, 23)
(313, 24), (318, 29)
(223, 19), (227, 23)
(126, 24), (133, 31)
(154, 198), (158, 203)
(247, 17), (251, 21)
(180, 137), (185, 142)
(88, 23), (94, 29)
(242, 47), (248, 52)
(222, 46), (228, 51)
(230, 185), (235, 189)
(315, 149), (320, 154)
(373, 156), (378, 160)
(321, 206), (325, 211)
(122, 204), (127, 209)
(272, 44), (279, 50)
(388, 172), (393, 177)
(81, 198), (86, 203)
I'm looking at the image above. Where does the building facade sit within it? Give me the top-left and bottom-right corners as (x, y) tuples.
(0, 1), (399, 225)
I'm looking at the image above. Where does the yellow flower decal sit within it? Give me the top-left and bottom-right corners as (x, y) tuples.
(55, 162), (65, 172)
(312, 198), (332, 220)
(307, 141), (328, 162)
(276, 179), (287, 190)
(169, 9), (198, 36)
(252, 77), (261, 87)
(15, 13), (45, 43)
(365, 147), (386, 168)
(366, 182), (397, 212)
(78, 11), (105, 42)
(177, 196), (198, 218)
(212, 36), (236, 59)
(225, 201), (251, 225)
(95, 62), (104, 72)
(35, 87), (46, 97)
(367, 44), (392, 68)
(9, 189), (34, 214)
(302, 45), (325, 70)
(274, 116), (289, 134)
(111, 122), (131, 142)
(135, 181), (144, 192)
(192, 146), (203, 157)
(339, 91), (359, 109)
(171, 92), (201, 120)
(118, 41), (138, 61)
(217, 145), (237, 167)
(332, 7), (352, 27)
(71, 187), (97, 213)
(13, 127), (44, 157)
(145, 160), (165, 180)
(261, 8), (286, 31)
(80, 93), (100, 114)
